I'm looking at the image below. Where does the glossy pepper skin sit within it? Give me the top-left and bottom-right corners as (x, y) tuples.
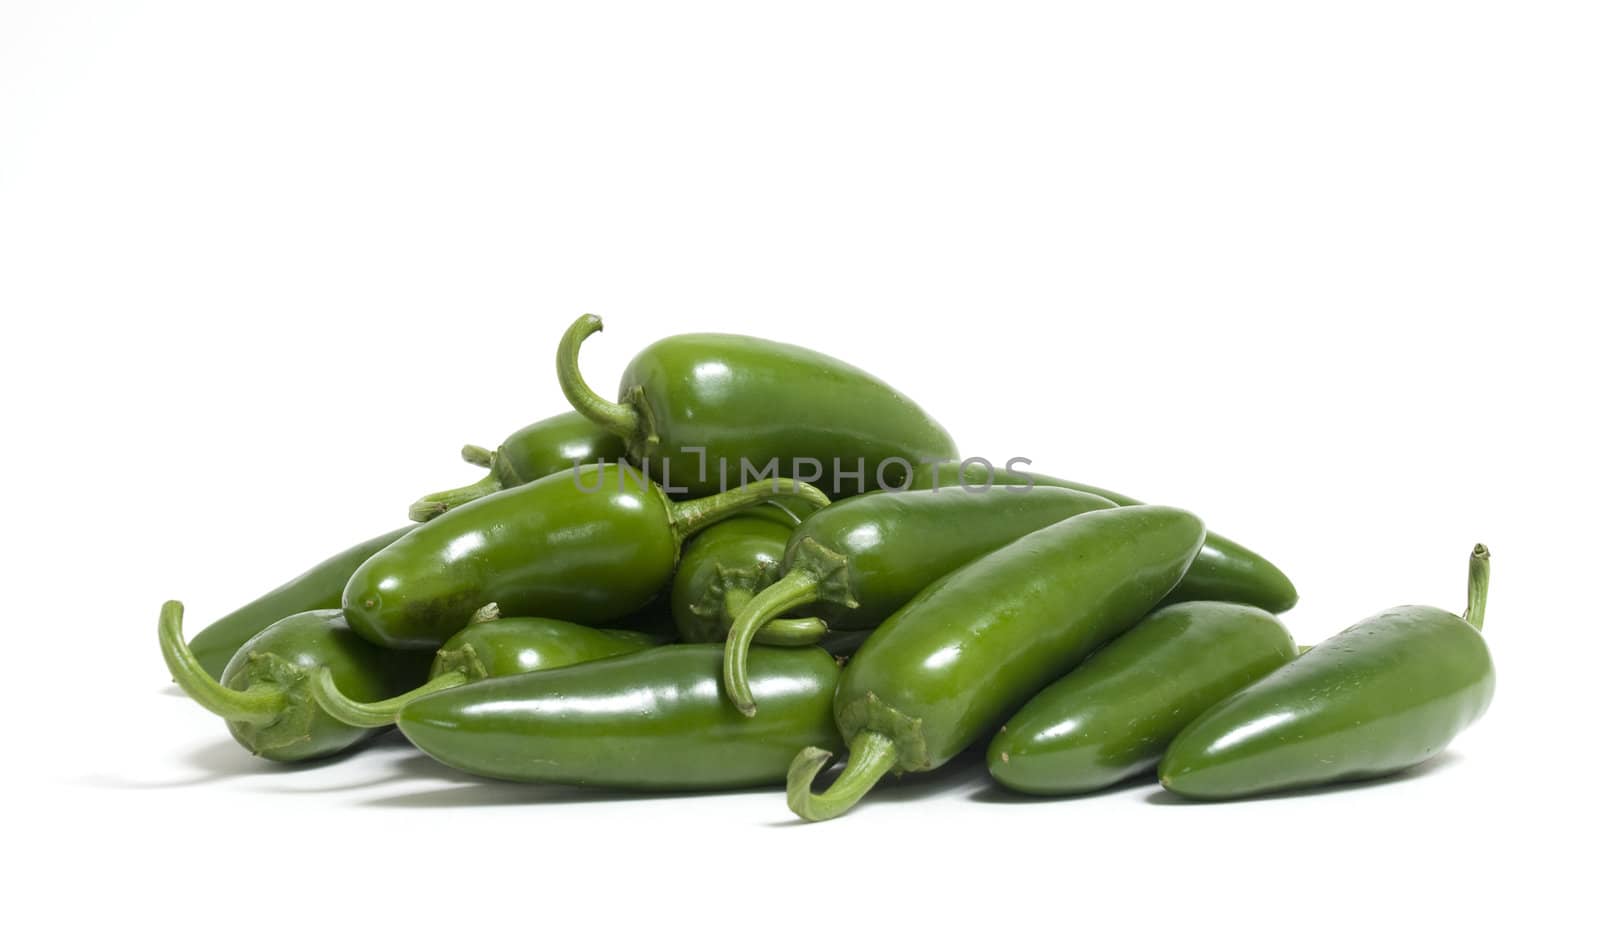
(186, 525), (415, 679)
(670, 516), (828, 645)
(159, 602), (432, 762)
(409, 411), (626, 522)
(723, 486), (1118, 714)
(557, 314), (958, 498)
(344, 463), (829, 650)
(988, 601), (1297, 795)
(788, 505), (1207, 820)
(312, 611), (661, 728)
(399, 645), (844, 790)
(1160, 546), (1493, 800)
(907, 462), (1297, 613)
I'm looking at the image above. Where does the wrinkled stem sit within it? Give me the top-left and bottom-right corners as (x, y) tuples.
(668, 478), (830, 545)
(311, 668), (470, 728)
(719, 587), (828, 647)
(1464, 543), (1490, 631)
(461, 444), (495, 468)
(557, 314), (640, 442)
(408, 472), (505, 522)
(787, 730), (899, 822)
(723, 570), (824, 715)
(159, 601), (284, 723)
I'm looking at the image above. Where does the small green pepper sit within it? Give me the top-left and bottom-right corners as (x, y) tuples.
(988, 601), (1298, 795)
(908, 462), (1298, 613)
(344, 463), (829, 650)
(670, 516), (828, 645)
(409, 411), (626, 521)
(1159, 546), (1493, 800)
(557, 315), (958, 498)
(159, 602), (432, 762)
(311, 606), (661, 728)
(787, 505), (1206, 821)
(724, 486), (1119, 714)
(186, 525), (416, 679)
(398, 645), (843, 790)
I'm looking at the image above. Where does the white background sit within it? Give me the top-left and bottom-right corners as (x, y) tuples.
(3, 2), (1596, 937)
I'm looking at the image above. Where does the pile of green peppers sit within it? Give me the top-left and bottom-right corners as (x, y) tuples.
(160, 314), (1495, 821)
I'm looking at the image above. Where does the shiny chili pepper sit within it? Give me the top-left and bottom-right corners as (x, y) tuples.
(186, 525), (415, 679)
(1159, 545), (1492, 799)
(787, 505), (1206, 821)
(312, 606), (660, 728)
(344, 463), (829, 650)
(398, 645), (843, 790)
(988, 601), (1298, 795)
(908, 462), (1298, 613)
(670, 516), (828, 645)
(159, 602), (432, 762)
(557, 314), (958, 498)
(723, 486), (1119, 714)
(408, 411), (626, 522)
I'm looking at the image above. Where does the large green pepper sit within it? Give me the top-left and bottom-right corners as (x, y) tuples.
(723, 486), (1119, 714)
(159, 602), (432, 762)
(557, 315), (958, 498)
(908, 462), (1297, 613)
(186, 525), (415, 679)
(1159, 546), (1493, 799)
(398, 645), (843, 790)
(311, 608), (661, 728)
(670, 516), (828, 645)
(409, 411), (626, 522)
(787, 505), (1206, 821)
(988, 601), (1298, 795)
(344, 464), (829, 650)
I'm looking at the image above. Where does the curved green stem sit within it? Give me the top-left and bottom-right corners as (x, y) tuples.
(1464, 543), (1490, 631)
(720, 586), (830, 647)
(461, 444), (495, 468)
(723, 570), (824, 715)
(159, 601), (284, 723)
(787, 730), (899, 822)
(409, 472), (505, 522)
(668, 478), (830, 545)
(557, 314), (641, 442)
(311, 668), (470, 728)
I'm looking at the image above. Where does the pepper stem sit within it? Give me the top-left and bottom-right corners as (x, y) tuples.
(408, 472), (505, 522)
(787, 730), (899, 822)
(461, 444), (495, 468)
(721, 587), (830, 647)
(310, 668), (470, 728)
(667, 479), (831, 545)
(1464, 543), (1490, 631)
(557, 314), (641, 443)
(723, 570), (824, 715)
(159, 601), (285, 723)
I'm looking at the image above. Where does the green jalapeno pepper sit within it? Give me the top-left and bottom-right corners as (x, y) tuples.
(723, 486), (1120, 714)
(988, 601), (1298, 795)
(787, 505), (1206, 821)
(409, 411), (626, 522)
(908, 462), (1298, 613)
(344, 463), (829, 650)
(670, 516), (829, 645)
(398, 644), (843, 790)
(186, 525), (416, 679)
(159, 602), (432, 762)
(311, 605), (661, 728)
(1159, 545), (1493, 800)
(557, 315), (958, 498)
